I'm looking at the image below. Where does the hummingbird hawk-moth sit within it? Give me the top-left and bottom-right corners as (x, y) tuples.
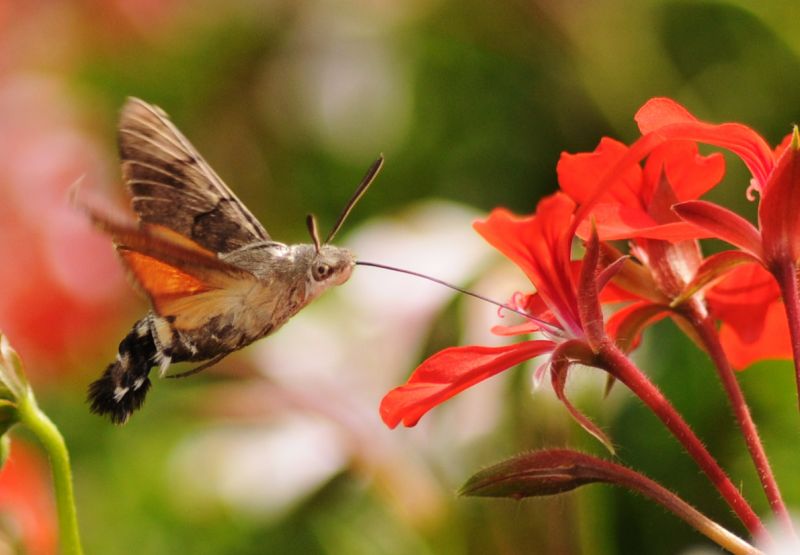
(86, 98), (383, 424)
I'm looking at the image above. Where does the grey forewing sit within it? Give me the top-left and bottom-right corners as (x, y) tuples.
(118, 98), (269, 253)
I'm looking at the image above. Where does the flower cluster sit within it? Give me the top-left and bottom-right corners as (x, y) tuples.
(381, 97), (800, 551)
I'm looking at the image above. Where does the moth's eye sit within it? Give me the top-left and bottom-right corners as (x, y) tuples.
(313, 263), (334, 281)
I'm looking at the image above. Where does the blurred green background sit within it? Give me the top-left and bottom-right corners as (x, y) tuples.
(1, 0), (799, 553)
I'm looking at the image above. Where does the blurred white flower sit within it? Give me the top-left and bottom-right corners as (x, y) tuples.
(258, 2), (413, 161)
(756, 516), (800, 555)
(168, 416), (348, 519)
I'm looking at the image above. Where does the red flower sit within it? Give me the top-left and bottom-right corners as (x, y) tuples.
(632, 98), (800, 369)
(381, 193), (615, 448)
(557, 134), (729, 352)
(634, 97), (797, 270)
(0, 441), (57, 555)
(559, 138), (725, 242)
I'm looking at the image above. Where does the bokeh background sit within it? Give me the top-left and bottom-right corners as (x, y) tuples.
(1, 1), (799, 553)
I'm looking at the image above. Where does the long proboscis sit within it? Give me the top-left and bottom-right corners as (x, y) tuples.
(355, 260), (558, 332)
(325, 154), (385, 244)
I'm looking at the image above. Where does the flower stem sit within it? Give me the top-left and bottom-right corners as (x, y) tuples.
(463, 448), (764, 555)
(773, 259), (800, 412)
(17, 390), (84, 555)
(590, 454), (764, 555)
(597, 341), (768, 540)
(687, 307), (795, 536)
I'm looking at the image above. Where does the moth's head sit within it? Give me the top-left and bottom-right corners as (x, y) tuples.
(309, 244), (355, 287)
(295, 243), (354, 301)
(300, 156), (382, 294)
(302, 212), (358, 295)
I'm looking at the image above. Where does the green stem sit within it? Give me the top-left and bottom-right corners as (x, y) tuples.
(17, 390), (84, 555)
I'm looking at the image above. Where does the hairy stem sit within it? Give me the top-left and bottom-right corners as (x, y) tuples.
(596, 458), (763, 554)
(686, 307), (794, 536)
(597, 341), (768, 540)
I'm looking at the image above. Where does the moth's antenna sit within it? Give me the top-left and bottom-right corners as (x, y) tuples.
(355, 260), (559, 333)
(325, 154), (384, 244)
(306, 214), (322, 253)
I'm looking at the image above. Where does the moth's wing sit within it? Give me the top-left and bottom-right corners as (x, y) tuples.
(120, 248), (261, 331)
(118, 97), (269, 254)
(88, 206), (260, 330)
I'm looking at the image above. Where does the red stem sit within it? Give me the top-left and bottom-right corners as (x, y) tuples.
(773, 259), (800, 412)
(687, 306), (795, 536)
(597, 341), (768, 539)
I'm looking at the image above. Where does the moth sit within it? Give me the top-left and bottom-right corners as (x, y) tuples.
(86, 98), (383, 424)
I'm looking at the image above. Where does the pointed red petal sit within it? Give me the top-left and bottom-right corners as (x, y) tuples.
(758, 131), (800, 264)
(642, 141), (725, 202)
(635, 98), (774, 190)
(491, 322), (541, 336)
(474, 195), (581, 334)
(577, 227), (605, 348)
(673, 200), (763, 259)
(550, 353), (615, 454)
(672, 250), (760, 305)
(566, 140), (723, 242)
(605, 302), (670, 353)
(380, 340), (555, 428)
(572, 132), (669, 231)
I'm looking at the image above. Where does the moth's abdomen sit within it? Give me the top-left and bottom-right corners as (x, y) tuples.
(88, 318), (157, 424)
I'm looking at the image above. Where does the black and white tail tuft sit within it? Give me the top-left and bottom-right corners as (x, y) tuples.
(88, 318), (157, 424)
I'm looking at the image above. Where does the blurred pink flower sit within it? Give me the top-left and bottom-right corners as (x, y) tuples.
(82, 0), (186, 38)
(0, 78), (127, 371)
(0, 440), (57, 555)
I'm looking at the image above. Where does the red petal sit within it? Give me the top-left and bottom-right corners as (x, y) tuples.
(673, 200), (763, 259)
(550, 351), (615, 453)
(605, 302), (669, 353)
(758, 133), (800, 264)
(705, 263), (790, 369)
(560, 139), (720, 240)
(380, 340), (555, 428)
(491, 322), (540, 336)
(642, 141), (725, 202)
(718, 300), (791, 370)
(577, 226), (605, 348)
(635, 98), (774, 190)
(635, 97), (698, 129)
(558, 138), (643, 207)
(474, 194), (581, 335)
(673, 250), (761, 305)
(706, 263), (778, 319)
(571, 133), (676, 233)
